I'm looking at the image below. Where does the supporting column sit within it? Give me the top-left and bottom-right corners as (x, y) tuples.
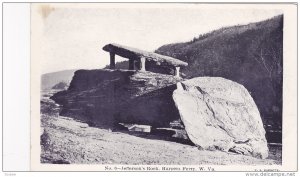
(175, 66), (180, 77)
(139, 57), (146, 71)
(110, 52), (115, 69)
(129, 59), (135, 70)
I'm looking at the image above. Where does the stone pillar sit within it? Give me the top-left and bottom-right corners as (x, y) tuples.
(139, 57), (146, 71)
(110, 52), (115, 69)
(176, 82), (184, 91)
(129, 59), (135, 70)
(175, 67), (180, 77)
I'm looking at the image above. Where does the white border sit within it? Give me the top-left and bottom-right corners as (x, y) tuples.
(2, 3), (31, 171)
(1, 1), (298, 174)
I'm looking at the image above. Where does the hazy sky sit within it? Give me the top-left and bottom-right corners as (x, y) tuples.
(39, 4), (283, 74)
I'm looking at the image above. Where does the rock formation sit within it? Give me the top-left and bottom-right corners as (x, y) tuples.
(51, 81), (68, 90)
(51, 69), (182, 128)
(172, 77), (268, 159)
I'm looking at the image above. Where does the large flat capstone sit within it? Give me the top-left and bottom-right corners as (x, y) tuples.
(103, 43), (188, 67)
(172, 77), (268, 159)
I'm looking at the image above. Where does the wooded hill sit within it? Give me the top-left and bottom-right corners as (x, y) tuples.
(155, 15), (283, 128)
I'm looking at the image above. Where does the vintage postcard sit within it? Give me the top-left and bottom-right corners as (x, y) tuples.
(30, 3), (297, 171)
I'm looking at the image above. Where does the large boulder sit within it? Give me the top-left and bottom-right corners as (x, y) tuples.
(51, 69), (182, 128)
(172, 77), (268, 159)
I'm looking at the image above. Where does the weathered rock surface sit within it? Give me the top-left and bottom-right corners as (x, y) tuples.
(173, 77), (268, 159)
(51, 69), (182, 128)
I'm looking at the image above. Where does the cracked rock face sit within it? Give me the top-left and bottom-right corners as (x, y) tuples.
(51, 69), (182, 128)
(173, 77), (268, 159)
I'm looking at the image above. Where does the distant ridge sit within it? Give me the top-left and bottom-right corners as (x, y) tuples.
(41, 69), (78, 90)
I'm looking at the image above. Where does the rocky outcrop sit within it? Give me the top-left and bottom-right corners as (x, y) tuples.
(51, 81), (68, 90)
(172, 77), (268, 159)
(51, 69), (182, 128)
(41, 93), (280, 165)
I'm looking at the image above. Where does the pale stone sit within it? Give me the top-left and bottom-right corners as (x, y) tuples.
(173, 77), (268, 159)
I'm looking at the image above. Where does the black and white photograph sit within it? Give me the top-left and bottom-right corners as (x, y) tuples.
(27, 3), (297, 171)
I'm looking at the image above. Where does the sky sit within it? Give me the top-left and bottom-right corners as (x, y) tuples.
(38, 4), (283, 74)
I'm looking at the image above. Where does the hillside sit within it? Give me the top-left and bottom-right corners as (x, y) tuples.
(155, 15), (283, 130)
(41, 69), (77, 90)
